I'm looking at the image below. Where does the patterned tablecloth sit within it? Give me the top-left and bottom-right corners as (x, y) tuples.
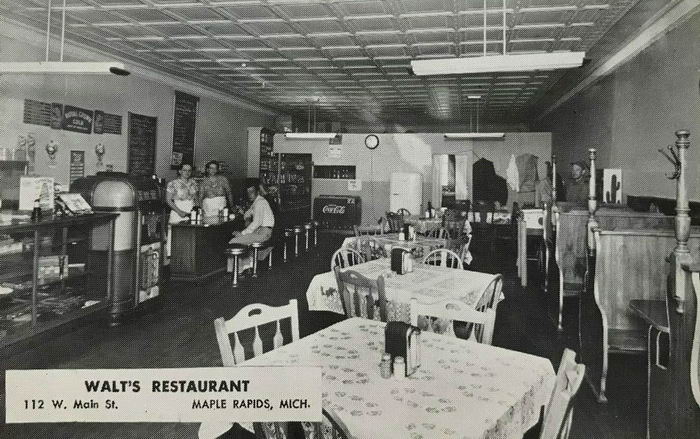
(244, 318), (556, 439)
(342, 233), (447, 259)
(306, 259), (503, 321)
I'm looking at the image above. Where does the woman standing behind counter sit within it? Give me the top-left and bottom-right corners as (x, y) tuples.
(166, 163), (198, 257)
(199, 160), (234, 217)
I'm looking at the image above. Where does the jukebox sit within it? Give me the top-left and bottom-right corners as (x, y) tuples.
(72, 172), (167, 325)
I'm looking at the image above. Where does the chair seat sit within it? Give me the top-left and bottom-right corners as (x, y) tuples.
(226, 244), (247, 255)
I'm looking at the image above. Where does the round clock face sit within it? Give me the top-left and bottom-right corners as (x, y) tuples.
(365, 134), (379, 150)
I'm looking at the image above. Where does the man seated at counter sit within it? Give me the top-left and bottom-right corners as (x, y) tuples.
(565, 160), (590, 202)
(199, 160), (234, 217)
(229, 184), (275, 273)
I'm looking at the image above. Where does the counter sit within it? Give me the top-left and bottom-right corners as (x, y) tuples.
(170, 216), (242, 282)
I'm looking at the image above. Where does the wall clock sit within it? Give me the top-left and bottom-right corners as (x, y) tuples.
(365, 134), (379, 150)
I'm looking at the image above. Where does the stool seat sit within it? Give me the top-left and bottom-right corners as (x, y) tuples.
(284, 230), (292, 237)
(226, 245), (247, 255)
(251, 241), (264, 249)
(304, 223), (312, 230)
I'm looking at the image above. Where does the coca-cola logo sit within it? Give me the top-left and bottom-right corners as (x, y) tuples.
(322, 204), (346, 214)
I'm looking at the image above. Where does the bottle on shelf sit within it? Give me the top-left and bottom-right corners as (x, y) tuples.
(190, 206), (199, 223)
(31, 199), (42, 221)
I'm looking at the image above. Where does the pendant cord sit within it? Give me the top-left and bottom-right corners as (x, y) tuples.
(45, 0), (52, 61)
(59, 0), (66, 61)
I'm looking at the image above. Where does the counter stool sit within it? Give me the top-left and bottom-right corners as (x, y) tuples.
(250, 241), (273, 277)
(304, 223), (313, 252)
(293, 225), (303, 257)
(313, 221), (319, 247)
(225, 244), (247, 288)
(283, 229), (292, 262)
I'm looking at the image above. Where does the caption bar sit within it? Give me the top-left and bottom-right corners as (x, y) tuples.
(5, 366), (321, 423)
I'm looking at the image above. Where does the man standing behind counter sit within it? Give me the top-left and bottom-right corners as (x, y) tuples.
(565, 160), (590, 202)
(229, 184), (275, 273)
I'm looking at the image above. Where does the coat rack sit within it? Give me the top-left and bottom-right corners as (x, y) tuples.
(658, 144), (682, 180)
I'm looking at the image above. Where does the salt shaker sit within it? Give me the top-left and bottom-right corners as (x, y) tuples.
(393, 356), (406, 379)
(380, 353), (392, 379)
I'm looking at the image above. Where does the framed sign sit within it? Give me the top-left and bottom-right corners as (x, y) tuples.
(127, 112), (158, 176)
(69, 150), (85, 185)
(63, 105), (93, 134)
(171, 91), (198, 169)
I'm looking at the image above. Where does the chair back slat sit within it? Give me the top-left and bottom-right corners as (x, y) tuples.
(475, 274), (503, 311)
(423, 248), (463, 269)
(335, 267), (388, 322)
(353, 224), (383, 237)
(273, 321), (283, 350)
(410, 298), (495, 344)
(331, 248), (365, 271)
(396, 208), (411, 217)
(428, 227), (451, 240)
(539, 349), (585, 439)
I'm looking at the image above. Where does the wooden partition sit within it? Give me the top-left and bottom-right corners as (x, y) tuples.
(646, 130), (700, 437)
(550, 208), (674, 330)
(580, 227), (700, 402)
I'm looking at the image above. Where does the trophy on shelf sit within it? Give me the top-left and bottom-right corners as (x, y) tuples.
(95, 143), (106, 170)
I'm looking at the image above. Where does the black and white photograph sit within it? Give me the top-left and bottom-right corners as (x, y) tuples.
(0, 0), (699, 438)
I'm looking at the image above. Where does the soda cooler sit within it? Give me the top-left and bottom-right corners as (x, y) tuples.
(72, 173), (167, 325)
(313, 195), (361, 231)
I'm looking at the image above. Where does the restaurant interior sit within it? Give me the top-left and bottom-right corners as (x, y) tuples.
(0, 0), (699, 438)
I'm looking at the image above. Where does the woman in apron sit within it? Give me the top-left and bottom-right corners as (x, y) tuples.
(199, 160), (233, 217)
(165, 163), (198, 257)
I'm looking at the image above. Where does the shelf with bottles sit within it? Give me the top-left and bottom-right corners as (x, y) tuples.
(313, 165), (356, 180)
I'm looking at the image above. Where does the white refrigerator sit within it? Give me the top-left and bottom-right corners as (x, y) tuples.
(390, 172), (423, 215)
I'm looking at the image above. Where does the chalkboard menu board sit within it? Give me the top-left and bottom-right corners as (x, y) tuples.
(171, 91), (199, 169)
(23, 99), (52, 126)
(127, 112), (158, 176)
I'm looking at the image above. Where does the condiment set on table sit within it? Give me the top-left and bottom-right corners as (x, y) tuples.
(380, 321), (421, 379)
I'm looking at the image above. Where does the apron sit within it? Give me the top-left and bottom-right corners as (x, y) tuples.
(202, 196), (226, 217)
(167, 199), (194, 258)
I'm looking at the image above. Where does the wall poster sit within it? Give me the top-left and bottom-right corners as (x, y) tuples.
(69, 150), (85, 185)
(127, 112), (158, 177)
(170, 91), (199, 169)
(23, 99), (52, 126)
(62, 105), (93, 134)
(94, 110), (122, 135)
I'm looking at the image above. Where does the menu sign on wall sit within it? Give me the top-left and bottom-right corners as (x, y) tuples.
(23, 99), (52, 126)
(62, 105), (93, 134)
(127, 112), (158, 177)
(170, 91), (199, 169)
(94, 110), (123, 135)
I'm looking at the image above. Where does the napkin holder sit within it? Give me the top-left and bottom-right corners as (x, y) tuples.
(385, 321), (421, 376)
(391, 248), (410, 274)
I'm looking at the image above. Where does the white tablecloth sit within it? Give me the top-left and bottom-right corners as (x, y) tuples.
(306, 259), (503, 321)
(244, 318), (555, 439)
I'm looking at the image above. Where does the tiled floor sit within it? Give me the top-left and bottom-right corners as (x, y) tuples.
(0, 231), (647, 438)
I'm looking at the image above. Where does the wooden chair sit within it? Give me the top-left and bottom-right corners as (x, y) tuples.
(396, 208), (411, 217)
(353, 224), (383, 237)
(334, 267), (388, 322)
(301, 408), (353, 439)
(208, 300), (300, 439)
(427, 227), (451, 240)
(355, 235), (386, 261)
(384, 212), (404, 233)
(330, 248), (365, 271)
(539, 349), (585, 439)
(410, 298), (495, 344)
(422, 248), (463, 269)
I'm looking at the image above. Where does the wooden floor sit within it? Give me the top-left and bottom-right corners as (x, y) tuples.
(0, 231), (647, 438)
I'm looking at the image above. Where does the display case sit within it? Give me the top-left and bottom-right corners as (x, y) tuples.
(0, 212), (116, 349)
(278, 153), (313, 228)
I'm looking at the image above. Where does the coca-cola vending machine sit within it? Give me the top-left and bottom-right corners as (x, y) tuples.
(314, 195), (362, 231)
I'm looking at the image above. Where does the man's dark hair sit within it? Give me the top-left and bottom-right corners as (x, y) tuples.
(205, 160), (219, 170)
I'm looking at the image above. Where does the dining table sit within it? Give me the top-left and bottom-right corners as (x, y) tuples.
(342, 233), (448, 260)
(242, 317), (556, 439)
(306, 258), (503, 323)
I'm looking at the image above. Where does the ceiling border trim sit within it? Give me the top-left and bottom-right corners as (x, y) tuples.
(0, 17), (283, 117)
(536, 0), (700, 120)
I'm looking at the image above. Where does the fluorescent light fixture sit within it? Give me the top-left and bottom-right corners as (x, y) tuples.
(0, 62), (130, 76)
(285, 133), (338, 140)
(411, 52), (585, 75)
(444, 132), (506, 140)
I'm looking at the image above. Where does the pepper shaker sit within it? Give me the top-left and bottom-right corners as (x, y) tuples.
(380, 353), (392, 379)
